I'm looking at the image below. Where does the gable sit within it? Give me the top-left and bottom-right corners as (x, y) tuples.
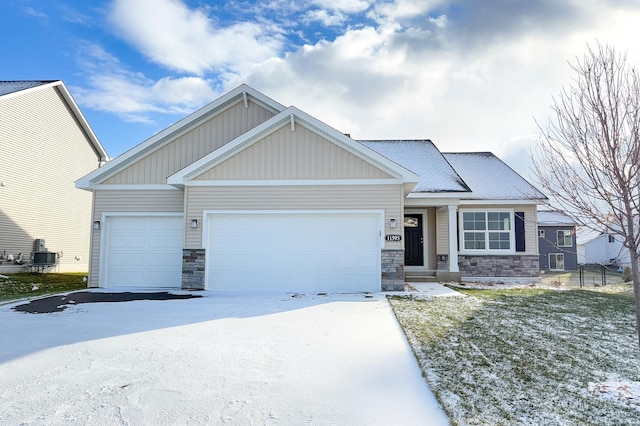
(102, 99), (276, 185)
(194, 123), (393, 181)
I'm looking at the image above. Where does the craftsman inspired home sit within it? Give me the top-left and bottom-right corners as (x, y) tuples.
(0, 80), (108, 273)
(77, 85), (546, 292)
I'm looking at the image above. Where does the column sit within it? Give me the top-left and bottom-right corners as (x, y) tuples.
(448, 205), (459, 272)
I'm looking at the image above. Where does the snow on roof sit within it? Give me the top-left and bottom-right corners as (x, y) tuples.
(537, 210), (578, 226)
(359, 140), (470, 192)
(442, 152), (547, 200)
(0, 80), (57, 97)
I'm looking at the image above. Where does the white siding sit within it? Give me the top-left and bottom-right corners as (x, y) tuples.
(89, 189), (184, 286)
(103, 100), (275, 185)
(195, 124), (392, 181)
(0, 85), (101, 272)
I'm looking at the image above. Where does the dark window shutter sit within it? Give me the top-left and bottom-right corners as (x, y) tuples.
(515, 212), (526, 252)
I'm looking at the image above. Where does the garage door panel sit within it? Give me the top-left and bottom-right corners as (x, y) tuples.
(103, 216), (183, 288)
(207, 212), (381, 292)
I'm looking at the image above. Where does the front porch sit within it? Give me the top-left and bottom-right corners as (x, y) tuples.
(403, 204), (461, 282)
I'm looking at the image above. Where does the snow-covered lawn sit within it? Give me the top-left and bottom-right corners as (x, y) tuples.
(0, 291), (448, 425)
(389, 287), (640, 425)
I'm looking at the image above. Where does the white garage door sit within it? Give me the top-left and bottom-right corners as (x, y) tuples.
(102, 215), (183, 288)
(206, 211), (381, 292)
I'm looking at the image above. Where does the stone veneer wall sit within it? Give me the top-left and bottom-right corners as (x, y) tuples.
(182, 248), (206, 290)
(382, 249), (405, 291)
(437, 255), (449, 271)
(459, 255), (539, 277)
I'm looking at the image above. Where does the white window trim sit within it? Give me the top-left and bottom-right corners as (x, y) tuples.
(556, 230), (573, 247)
(548, 253), (565, 271)
(459, 209), (515, 255)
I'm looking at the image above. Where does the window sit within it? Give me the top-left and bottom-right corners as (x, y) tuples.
(549, 253), (565, 270)
(538, 229), (545, 238)
(461, 211), (513, 252)
(404, 216), (419, 228)
(557, 230), (572, 247)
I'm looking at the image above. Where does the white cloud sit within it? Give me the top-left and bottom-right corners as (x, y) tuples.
(72, 43), (216, 123)
(312, 0), (371, 13)
(231, 0), (640, 171)
(71, 0), (640, 175)
(108, 0), (284, 75)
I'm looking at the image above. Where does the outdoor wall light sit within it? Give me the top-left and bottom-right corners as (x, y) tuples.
(389, 218), (396, 229)
(93, 220), (101, 230)
(191, 219), (198, 229)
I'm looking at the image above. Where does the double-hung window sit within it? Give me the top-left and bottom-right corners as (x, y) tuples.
(461, 211), (513, 252)
(557, 230), (572, 247)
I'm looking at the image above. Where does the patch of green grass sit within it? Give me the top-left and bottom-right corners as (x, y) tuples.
(389, 289), (640, 425)
(0, 273), (87, 302)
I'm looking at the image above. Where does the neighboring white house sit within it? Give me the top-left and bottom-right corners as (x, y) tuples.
(577, 229), (631, 267)
(0, 81), (108, 273)
(76, 84), (547, 292)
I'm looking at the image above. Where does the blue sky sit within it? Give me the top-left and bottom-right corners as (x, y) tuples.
(2, 0), (640, 178)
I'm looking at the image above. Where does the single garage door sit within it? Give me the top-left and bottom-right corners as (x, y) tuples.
(206, 211), (382, 292)
(102, 215), (183, 288)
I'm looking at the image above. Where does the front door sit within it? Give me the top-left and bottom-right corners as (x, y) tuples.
(404, 214), (424, 266)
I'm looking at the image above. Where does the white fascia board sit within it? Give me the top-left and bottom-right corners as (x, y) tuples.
(458, 199), (542, 206)
(186, 178), (402, 186)
(405, 197), (461, 207)
(0, 80), (59, 101)
(168, 106), (420, 187)
(91, 184), (182, 191)
(76, 84), (286, 190)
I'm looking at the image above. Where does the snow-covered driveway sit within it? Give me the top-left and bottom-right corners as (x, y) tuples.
(0, 291), (448, 425)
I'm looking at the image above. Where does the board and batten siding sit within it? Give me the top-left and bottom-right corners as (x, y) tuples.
(88, 189), (185, 287)
(195, 124), (393, 181)
(102, 100), (276, 185)
(184, 184), (404, 250)
(0, 85), (101, 272)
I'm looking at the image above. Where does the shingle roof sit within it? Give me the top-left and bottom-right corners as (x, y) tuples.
(537, 210), (578, 226)
(442, 152), (547, 200)
(361, 140), (546, 200)
(0, 81), (57, 97)
(359, 140), (470, 192)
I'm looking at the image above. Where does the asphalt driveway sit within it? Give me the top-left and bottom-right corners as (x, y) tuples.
(0, 290), (449, 425)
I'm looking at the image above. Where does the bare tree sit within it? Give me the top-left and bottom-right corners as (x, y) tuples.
(534, 43), (640, 348)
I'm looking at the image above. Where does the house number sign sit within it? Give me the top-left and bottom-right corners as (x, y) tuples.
(385, 235), (402, 242)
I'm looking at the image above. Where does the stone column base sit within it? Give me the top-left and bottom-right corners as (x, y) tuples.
(382, 249), (405, 291)
(182, 248), (205, 290)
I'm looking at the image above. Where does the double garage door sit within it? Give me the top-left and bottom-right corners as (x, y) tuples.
(102, 211), (381, 292)
(206, 212), (381, 293)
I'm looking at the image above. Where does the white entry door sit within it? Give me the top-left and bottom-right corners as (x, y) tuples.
(102, 215), (183, 288)
(206, 211), (381, 292)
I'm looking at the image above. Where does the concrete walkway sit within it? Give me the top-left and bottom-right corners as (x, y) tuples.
(410, 282), (465, 296)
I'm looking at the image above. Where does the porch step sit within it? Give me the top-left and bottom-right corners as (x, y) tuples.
(405, 271), (439, 283)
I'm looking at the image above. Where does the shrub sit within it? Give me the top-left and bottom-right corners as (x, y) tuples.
(622, 266), (633, 282)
